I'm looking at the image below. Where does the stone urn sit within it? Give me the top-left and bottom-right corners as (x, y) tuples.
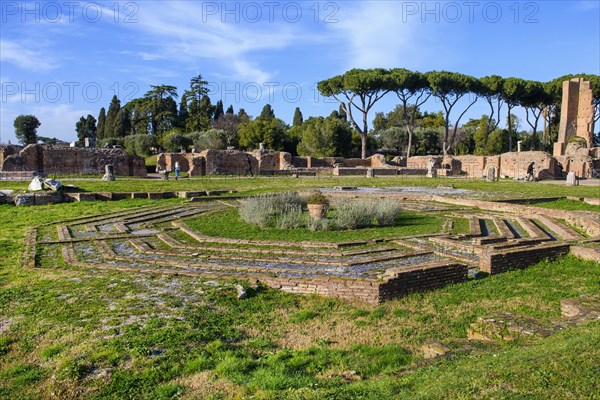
(305, 191), (330, 220)
(307, 203), (328, 220)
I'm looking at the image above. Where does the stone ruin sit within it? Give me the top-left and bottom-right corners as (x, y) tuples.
(21, 190), (600, 304)
(555, 78), (595, 155)
(157, 148), (578, 180)
(0, 144), (146, 177)
(552, 77), (599, 178)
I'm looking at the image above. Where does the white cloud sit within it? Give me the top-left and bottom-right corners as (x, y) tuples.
(326, 2), (441, 71)
(0, 104), (93, 143)
(0, 40), (60, 72)
(116, 1), (319, 84)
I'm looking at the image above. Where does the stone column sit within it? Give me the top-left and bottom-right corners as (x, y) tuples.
(102, 164), (115, 181)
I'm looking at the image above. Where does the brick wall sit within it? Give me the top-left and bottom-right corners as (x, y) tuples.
(156, 153), (206, 176)
(1, 144), (146, 176)
(480, 243), (571, 274)
(378, 262), (468, 302)
(260, 261), (468, 304)
(200, 149), (258, 175)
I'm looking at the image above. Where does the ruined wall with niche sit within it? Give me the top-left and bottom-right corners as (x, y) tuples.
(1, 144), (146, 176)
(0, 145), (21, 166)
(155, 148), (592, 179)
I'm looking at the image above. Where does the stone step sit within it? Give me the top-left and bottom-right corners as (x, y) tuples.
(493, 217), (516, 239)
(536, 216), (585, 241)
(468, 216), (482, 237)
(516, 217), (549, 239)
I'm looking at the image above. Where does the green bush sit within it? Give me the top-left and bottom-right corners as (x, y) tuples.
(123, 134), (156, 157)
(335, 199), (401, 229)
(162, 132), (192, 153)
(239, 195), (401, 231)
(239, 192), (305, 228)
(305, 191), (330, 205)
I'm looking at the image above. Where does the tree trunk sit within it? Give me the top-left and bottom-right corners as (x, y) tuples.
(361, 134), (367, 159)
(406, 127), (413, 159)
(442, 121), (450, 156)
(361, 114), (370, 159)
(507, 109), (513, 152)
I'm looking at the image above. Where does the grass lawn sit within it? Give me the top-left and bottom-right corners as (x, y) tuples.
(1, 178), (599, 399)
(526, 198), (600, 212)
(185, 208), (446, 242)
(1, 176), (599, 199)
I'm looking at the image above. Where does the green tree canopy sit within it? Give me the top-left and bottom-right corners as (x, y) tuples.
(104, 95), (121, 138)
(520, 80), (552, 150)
(501, 77), (527, 151)
(427, 71), (481, 155)
(318, 68), (393, 159)
(259, 104), (276, 120)
(123, 134), (156, 157)
(479, 75), (505, 149)
(96, 107), (106, 141)
(184, 75), (212, 132)
(162, 130), (192, 152)
(143, 84), (179, 137)
(75, 114), (97, 145)
(189, 129), (227, 151)
(389, 68), (431, 158)
(296, 115), (353, 157)
(238, 117), (288, 150)
(14, 115), (41, 145)
(293, 107), (304, 127)
(214, 100), (225, 121)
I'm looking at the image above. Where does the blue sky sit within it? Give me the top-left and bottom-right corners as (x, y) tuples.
(1, 0), (599, 144)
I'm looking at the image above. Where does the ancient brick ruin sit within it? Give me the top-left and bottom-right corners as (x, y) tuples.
(156, 147), (600, 179)
(0, 144), (146, 177)
(22, 191), (600, 304)
(555, 78), (595, 155)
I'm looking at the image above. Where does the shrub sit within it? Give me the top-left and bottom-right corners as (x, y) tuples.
(239, 192), (305, 228)
(275, 203), (304, 229)
(334, 199), (401, 230)
(162, 132), (192, 153)
(373, 199), (402, 226)
(239, 194), (400, 231)
(305, 191), (329, 205)
(123, 134), (156, 157)
(188, 129), (227, 151)
(307, 217), (332, 232)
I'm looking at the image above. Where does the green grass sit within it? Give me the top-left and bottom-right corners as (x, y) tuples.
(528, 198), (600, 212)
(1, 180), (599, 399)
(2, 175), (599, 199)
(185, 208), (444, 242)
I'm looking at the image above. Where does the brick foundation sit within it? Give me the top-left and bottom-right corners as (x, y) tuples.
(480, 243), (571, 274)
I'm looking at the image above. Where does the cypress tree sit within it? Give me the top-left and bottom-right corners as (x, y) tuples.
(293, 107), (303, 126)
(114, 108), (131, 138)
(178, 95), (189, 129)
(105, 95), (121, 138)
(226, 105), (234, 115)
(97, 107), (106, 140)
(259, 104), (275, 120)
(214, 100), (224, 121)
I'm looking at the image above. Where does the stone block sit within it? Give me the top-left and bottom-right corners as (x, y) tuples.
(95, 192), (113, 201)
(566, 172), (578, 186)
(15, 194), (35, 206)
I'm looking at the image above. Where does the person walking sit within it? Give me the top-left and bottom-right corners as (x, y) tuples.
(174, 161), (180, 180)
(526, 162), (535, 182)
